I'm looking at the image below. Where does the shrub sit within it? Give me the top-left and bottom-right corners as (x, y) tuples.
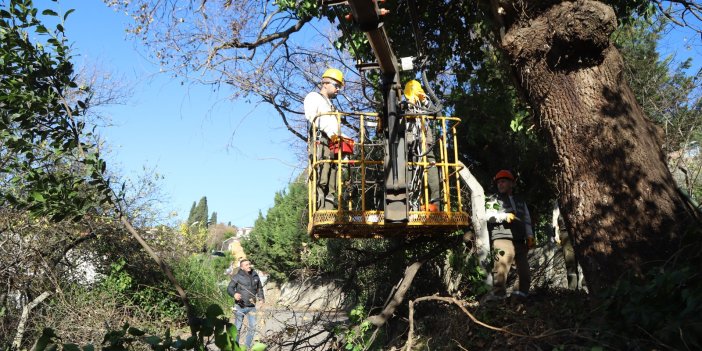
(171, 254), (232, 316)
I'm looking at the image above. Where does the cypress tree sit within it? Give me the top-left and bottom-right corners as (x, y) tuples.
(194, 196), (208, 228)
(187, 201), (197, 226)
(209, 212), (218, 226)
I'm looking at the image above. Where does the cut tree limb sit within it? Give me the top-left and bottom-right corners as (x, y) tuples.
(457, 161), (492, 287)
(366, 238), (460, 327)
(367, 261), (423, 327)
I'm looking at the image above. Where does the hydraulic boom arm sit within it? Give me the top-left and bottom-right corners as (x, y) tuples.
(346, 0), (408, 222)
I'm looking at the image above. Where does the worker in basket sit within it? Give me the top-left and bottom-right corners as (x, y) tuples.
(404, 79), (441, 212)
(304, 68), (354, 210)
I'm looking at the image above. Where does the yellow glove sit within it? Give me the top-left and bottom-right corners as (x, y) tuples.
(505, 213), (517, 223)
(527, 236), (536, 249)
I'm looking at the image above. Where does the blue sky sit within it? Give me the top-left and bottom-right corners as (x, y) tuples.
(65, 1), (303, 227)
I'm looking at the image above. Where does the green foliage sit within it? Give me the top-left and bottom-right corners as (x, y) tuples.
(242, 180), (323, 282)
(602, 264), (702, 349)
(613, 16), (702, 198)
(187, 201), (196, 224)
(131, 287), (184, 323)
(209, 211), (217, 226)
(187, 197), (209, 230)
(0, 0), (114, 221)
(98, 258), (185, 323)
(101, 259), (134, 294)
(171, 254), (231, 316)
(614, 17), (701, 150)
(447, 249), (489, 297)
(274, 0), (319, 19)
(32, 304), (265, 351)
(333, 305), (376, 351)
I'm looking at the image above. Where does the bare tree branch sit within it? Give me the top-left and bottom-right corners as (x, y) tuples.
(13, 291), (51, 350)
(263, 95), (307, 141)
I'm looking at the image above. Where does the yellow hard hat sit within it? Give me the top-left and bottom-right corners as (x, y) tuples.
(322, 68), (344, 86)
(404, 79), (425, 102)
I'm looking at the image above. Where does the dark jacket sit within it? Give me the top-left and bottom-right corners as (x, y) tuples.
(227, 269), (264, 307)
(485, 193), (533, 242)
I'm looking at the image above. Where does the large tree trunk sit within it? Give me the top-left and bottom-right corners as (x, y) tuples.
(494, 0), (694, 293)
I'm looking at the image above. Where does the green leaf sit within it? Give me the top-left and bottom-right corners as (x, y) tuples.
(206, 304), (224, 319)
(34, 328), (59, 351)
(144, 336), (161, 346)
(214, 333), (233, 351)
(227, 323), (238, 345)
(250, 342), (267, 351)
(42, 9), (58, 16)
(82, 345), (95, 351)
(62, 344), (80, 351)
(63, 9), (75, 21)
(127, 327), (145, 336)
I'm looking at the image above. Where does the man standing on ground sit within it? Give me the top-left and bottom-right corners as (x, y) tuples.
(227, 259), (265, 349)
(484, 170), (535, 300)
(304, 68), (346, 210)
(552, 203), (581, 290)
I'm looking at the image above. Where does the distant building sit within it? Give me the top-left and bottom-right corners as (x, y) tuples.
(221, 237), (240, 253)
(221, 236), (247, 264)
(236, 227), (253, 238)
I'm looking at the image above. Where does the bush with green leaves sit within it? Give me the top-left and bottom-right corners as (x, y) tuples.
(601, 254), (702, 349)
(33, 304), (267, 351)
(334, 305), (377, 351)
(171, 254), (232, 316)
(242, 179), (328, 282)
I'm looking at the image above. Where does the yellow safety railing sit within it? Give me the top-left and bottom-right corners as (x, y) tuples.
(308, 111), (469, 238)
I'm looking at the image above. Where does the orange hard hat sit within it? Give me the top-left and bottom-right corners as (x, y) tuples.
(494, 169), (515, 182)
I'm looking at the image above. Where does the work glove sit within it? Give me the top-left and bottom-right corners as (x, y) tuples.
(527, 236), (536, 249)
(505, 213), (517, 223)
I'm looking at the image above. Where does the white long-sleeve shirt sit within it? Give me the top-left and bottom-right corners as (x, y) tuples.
(303, 91), (346, 138)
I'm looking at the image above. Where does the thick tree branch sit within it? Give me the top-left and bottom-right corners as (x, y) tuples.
(366, 237), (461, 327)
(119, 215), (198, 336)
(230, 15), (313, 50)
(50, 231), (97, 268)
(13, 291), (51, 350)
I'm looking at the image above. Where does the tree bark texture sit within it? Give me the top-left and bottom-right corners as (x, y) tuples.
(497, 0), (692, 293)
